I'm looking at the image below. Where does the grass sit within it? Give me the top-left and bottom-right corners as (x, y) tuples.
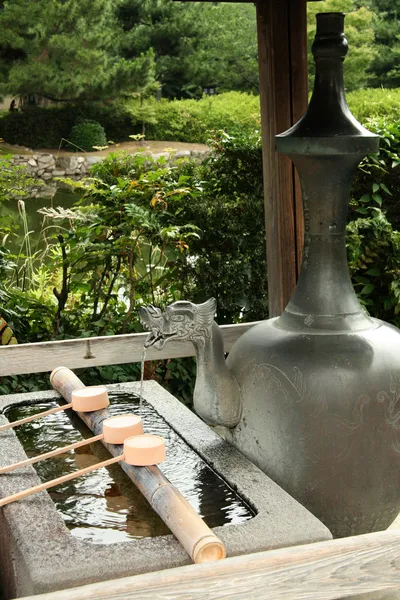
(0, 143), (18, 155)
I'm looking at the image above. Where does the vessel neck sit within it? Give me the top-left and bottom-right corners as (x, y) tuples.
(279, 156), (373, 332)
(275, 12), (378, 332)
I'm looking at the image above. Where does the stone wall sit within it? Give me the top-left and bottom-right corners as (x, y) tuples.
(11, 149), (208, 183)
(11, 154), (90, 181)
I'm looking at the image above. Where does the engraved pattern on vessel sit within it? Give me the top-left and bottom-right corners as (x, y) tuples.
(377, 371), (400, 453)
(251, 363), (369, 467)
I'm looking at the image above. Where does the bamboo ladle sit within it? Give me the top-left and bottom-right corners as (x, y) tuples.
(0, 387), (110, 432)
(0, 426), (165, 508)
(0, 413), (144, 475)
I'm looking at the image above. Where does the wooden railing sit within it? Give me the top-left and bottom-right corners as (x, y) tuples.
(20, 530), (400, 600)
(0, 322), (256, 377)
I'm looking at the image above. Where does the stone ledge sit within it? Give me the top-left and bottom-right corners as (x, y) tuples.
(0, 381), (331, 598)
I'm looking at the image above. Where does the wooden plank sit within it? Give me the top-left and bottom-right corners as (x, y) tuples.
(20, 530), (400, 600)
(256, 0), (308, 316)
(0, 322), (257, 377)
(289, 0), (307, 272)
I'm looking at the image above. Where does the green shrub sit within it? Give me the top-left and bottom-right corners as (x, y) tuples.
(168, 130), (268, 323)
(347, 88), (400, 123)
(351, 118), (400, 229)
(2, 89), (400, 150)
(145, 89), (400, 143)
(145, 92), (261, 143)
(0, 104), (136, 149)
(69, 120), (107, 152)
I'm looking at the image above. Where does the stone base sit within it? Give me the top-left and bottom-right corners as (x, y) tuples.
(0, 381), (331, 598)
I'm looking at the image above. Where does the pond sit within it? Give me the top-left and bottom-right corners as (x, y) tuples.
(3, 187), (78, 257)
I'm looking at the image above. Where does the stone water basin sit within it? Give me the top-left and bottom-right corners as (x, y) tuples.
(0, 381), (331, 598)
(5, 391), (253, 544)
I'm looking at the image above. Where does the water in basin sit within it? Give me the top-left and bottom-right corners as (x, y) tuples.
(5, 391), (254, 544)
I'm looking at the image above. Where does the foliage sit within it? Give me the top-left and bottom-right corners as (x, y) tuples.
(0, 104), (136, 149)
(167, 130), (268, 323)
(69, 120), (107, 152)
(307, 0), (377, 91)
(118, 0), (206, 99)
(195, 3), (258, 94)
(345, 117), (400, 325)
(28, 153), (200, 339)
(351, 118), (400, 228)
(145, 92), (261, 143)
(3, 89), (400, 150)
(368, 0), (400, 88)
(0, 156), (43, 205)
(0, 157), (45, 336)
(118, 1), (258, 99)
(0, 0), (156, 102)
(347, 208), (400, 326)
(347, 88), (400, 123)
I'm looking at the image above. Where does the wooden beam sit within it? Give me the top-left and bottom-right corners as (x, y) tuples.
(19, 530), (400, 600)
(0, 322), (257, 377)
(257, 0), (307, 316)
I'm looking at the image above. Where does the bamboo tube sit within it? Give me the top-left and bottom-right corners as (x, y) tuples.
(49, 366), (227, 563)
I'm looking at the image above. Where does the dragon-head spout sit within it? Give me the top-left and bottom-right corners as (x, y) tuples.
(140, 298), (217, 350)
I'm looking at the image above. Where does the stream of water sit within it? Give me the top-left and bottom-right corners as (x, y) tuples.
(5, 391), (254, 544)
(139, 347), (146, 419)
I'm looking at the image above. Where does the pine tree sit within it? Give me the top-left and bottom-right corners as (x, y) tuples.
(308, 0), (377, 91)
(118, 0), (259, 98)
(118, 0), (207, 98)
(0, 0), (155, 101)
(369, 0), (400, 87)
(195, 3), (258, 94)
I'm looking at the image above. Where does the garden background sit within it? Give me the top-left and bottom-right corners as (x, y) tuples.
(2, 0), (400, 401)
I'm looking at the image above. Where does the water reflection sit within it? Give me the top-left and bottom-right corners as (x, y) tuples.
(5, 392), (254, 544)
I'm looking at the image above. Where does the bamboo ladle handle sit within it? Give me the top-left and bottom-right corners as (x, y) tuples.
(0, 403), (73, 432)
(0, 434), (166, 508)
(0, 414), (144, 475)
(0, 387), (110, 433)
(0, 455), (122, 508)
(0, 434), (104, 475)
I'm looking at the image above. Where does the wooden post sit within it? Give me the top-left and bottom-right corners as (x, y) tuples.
(256, 0), (308, 316)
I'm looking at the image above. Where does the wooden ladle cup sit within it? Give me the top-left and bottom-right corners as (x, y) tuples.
(0, 414), (144, 475)
(0, 387), (110, 432)
(0, 430), (166, 508)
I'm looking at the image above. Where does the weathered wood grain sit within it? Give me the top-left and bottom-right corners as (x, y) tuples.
(19, 530), (400, 600)
(256, 0), (308, 317)
(289, 0), (307, 272)
(0, 322), (256, 377)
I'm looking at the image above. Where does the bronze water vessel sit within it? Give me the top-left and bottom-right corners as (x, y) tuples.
(141, 13), (400, 537)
